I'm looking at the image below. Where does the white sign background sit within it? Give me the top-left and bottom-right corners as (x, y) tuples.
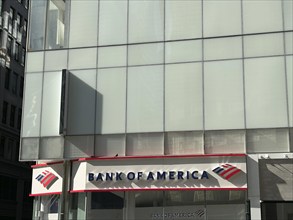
(31, 163), (63, 195)
(72, 156), (247, 191)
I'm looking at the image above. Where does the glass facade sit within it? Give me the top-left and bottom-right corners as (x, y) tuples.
(24, 0), (292, 220)
(22, 0), (293, 159)
(36, 191), (246, 220)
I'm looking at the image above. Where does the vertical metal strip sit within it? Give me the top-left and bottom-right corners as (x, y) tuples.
(202, 0), (206, 154)
(163, 0), (166, 155)
(125, 0), (130, 155)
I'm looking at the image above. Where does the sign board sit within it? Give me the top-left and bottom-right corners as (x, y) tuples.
(71, 156), (247, 192)
(31, 163), (63, 196)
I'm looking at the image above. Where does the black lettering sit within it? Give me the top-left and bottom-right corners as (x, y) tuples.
(105, 173), (113, 181)
(177, 171), (184, 180)
(191, 171), (198, 179)
(127, 172), (135, 180)
(157, 171), (166, 180)
(96, 173), (103, 181)
(88, 173), (94, 181)
(116, 172), (123, 180)
(169, 171), (176, 180)
(201, 171), (209, 179)
(147, 172), (154, 180)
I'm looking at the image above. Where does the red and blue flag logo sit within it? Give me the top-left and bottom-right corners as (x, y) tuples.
(213, 164), (241, 180)
(35, 170), (59, 190)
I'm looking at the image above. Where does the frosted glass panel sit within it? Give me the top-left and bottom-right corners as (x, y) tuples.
(204, 60), (245, 130)
(243, 0), (283, 33)
(245, 57), (288, 128)
(20, 138), (39, 160)
(129, 0), (164, 43)
(128, 43), (163, 66)
(95, 134), (126, 157)
(22, 73), (43, 137)
(247, 129), (289, 153)
(41, 71), (62, 136)
(165, 40), (202, 63)
(284, 0), (293, 30)
(165, 131), (204, 155)
(203, 0), (242, 37)
(126, 133), (164, 156)
(127, 66), (163, 133)
(96, 68), (126, 134)
(98, 46), (126, 68)
(286, 56), (293, 127)
(68, 48), (97, 70)
(67, 70), (96, 135)
(204, 37), (242, 60)
(26, 52), (44, 72)
(165, 63), (203, 131)
(244, 33), (284, 57)
(69, 0), (98, 47)
(39, 137), (64, 159)
(99, 0), (127, 45)
(285, 32), (293, 55)
(205, 130), (246, 154)
(64, 135), (94, 158)
(29, 0), (46, 50)
(165, 0), (202, 40)
(207, 204), (245, 220)
(44, 50), (68, 71)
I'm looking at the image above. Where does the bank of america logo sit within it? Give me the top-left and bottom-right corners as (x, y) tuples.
(195, 209), (205, 217)
(213, 164), (241, 180)
(35, 170), (59, 189)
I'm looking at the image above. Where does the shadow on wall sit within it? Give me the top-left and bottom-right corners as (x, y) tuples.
(63, 71), (103, 159)
(259, 159), (293, 201)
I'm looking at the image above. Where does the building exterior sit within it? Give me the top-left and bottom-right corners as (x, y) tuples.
(0, 0), (32, 219)
(21, 0), (292, 219)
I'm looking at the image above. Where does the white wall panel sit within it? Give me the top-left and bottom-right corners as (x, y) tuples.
(69, 0), (99, 47)
(22, 73), (43, 137)
(245, 57), (288, 128)
(96, 68), (126, 134)
(203, 0), (242, 37)
(165, 63), (203, 131)
(165, 40), (202, 63)
(127, 66), (163, 133)
(68, 48), (97, 70)
(204, 60), (245, 130)
(285, 32), (293, 55)
(244, 33), (284, 57)
(165, 0), (202, 40)
(283, 0), (293, 31)
(41, 71), (62, 136)
(26, 52), (44, 72)
(243, 0), (283, 33)
(99, 0), (127, 45)
(204, 37), (242, 60)
(128, 43), (163, 66)
(44, 50), (68, 71)
(98, 46), (126, 68)
(129, 0), (164, 43)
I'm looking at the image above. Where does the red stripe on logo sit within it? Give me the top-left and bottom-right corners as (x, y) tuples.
(43, 175), (57, 188)
(220, 167), (238, 177)
(225, 169), (241, 180)
(40, 173), (54, 184)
